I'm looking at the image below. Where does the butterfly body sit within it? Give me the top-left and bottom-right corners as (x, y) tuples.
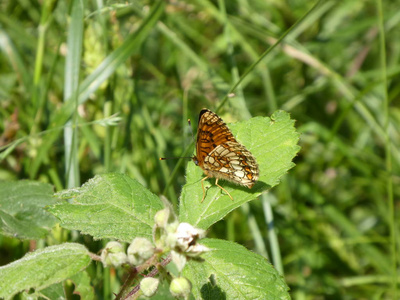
(193, 109), (259, 201)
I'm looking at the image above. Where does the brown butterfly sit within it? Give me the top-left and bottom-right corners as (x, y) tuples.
(161, 109), (259, 202)
(192, 109), (259, 202)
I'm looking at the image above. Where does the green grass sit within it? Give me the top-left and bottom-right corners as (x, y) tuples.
(0, 0), (399, 298)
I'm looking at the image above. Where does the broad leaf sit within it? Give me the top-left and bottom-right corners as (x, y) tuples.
(25, 271), (94, 299)
(0, 180), (57, 239)
(0, 243), (90, 299)
(48, 173), (164, 242)
(184, 239), (290, 300)
(179, 110), (300, 229)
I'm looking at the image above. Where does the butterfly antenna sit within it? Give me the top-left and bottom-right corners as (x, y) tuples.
(159, 156), (192, 160)
(188, 118), (196, 144)
(159, 118), (195, 161)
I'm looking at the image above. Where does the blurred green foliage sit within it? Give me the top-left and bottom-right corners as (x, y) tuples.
(0, 0), (399, 298)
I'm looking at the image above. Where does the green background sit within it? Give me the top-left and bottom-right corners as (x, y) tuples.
(0, 0), (399, 298)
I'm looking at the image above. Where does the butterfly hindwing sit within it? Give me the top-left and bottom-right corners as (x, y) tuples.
(202, 142), (259, 188)
(195, 109), (259, 190)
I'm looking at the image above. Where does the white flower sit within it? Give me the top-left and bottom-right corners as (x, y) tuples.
(174, 222), (206, 252)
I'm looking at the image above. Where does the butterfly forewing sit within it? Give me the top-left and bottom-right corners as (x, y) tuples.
(195, 109), (235, 166)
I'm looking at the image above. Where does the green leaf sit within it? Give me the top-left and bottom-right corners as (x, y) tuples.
(37, 283), (65, 299)
(69, 271), (94, 300)
(0, 180), (57, 239)
(183, 239), (290, 300)
(47, 173), (164, 242)
(179, 110), (300, 229)
(0, 243), (90, 299)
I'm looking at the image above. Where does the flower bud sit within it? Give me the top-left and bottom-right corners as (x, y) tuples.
(127, 237), (155, 266)
(153, 226), (166, 249)
(154, 208), (170, 228)
(170, 277), (192, 298)
(175, 223), (206, 252)
(140, 277), (159, 297)
(153, 206), (179, 249)
(101, 241), (127, 267)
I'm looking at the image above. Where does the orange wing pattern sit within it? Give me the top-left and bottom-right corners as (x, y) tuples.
(195, 109), (235, 166)
(193, 109), (259, 201)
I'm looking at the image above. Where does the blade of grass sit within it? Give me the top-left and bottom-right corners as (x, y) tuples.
(103, 101), (113, 172)
(218, 0), (250, 118)
(63, 0), (83, 188)
(262, 193), (283, 275)
(241, 202), (270, 259)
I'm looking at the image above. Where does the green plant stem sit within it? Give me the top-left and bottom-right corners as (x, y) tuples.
(241, 203), (269, 259)
(31, 0), (54, 137)
(103, 265), (111, 300)
(104, 101), (113, 172)
(121, 254), (172, 300)
(262, 193), (283, 275)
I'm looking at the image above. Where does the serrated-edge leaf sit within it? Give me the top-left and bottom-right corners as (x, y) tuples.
(0, 243), (91, 299)
(48, 173), (164, 242)
(179, 110), (300, 229)
(0, 210), (49, 239)
(0, 180), (58, 240)
(183, 238), (290, 300)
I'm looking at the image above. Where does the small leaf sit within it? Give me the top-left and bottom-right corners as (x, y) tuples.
(183, 239), (290, 300)
(0, 243), (91, 299)
(47, 173), (164, 242)
(0, 180), (57, 239)
(179, 110), (300, 229)
(69, 271), (94, 300)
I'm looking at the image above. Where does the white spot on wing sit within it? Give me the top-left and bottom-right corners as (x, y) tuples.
(234, 171), (245, 177)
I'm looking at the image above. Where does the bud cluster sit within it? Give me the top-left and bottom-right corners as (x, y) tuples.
(100, 203), (208, 299)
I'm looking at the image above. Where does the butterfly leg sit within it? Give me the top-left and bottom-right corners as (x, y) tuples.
(201, 176), (210, 202)
(215, 178), (233, 200)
